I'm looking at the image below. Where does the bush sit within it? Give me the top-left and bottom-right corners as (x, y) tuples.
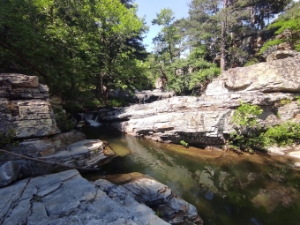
(258, 39), (284, 55)
(53, 107), (75, 132)
(230, 102), (265, 151)
(244, 58), (260, 67)
(262, 122), (300, 146)
(230, 102), (300, 151)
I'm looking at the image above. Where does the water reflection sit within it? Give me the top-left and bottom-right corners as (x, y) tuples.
(81, 126), (300, 225)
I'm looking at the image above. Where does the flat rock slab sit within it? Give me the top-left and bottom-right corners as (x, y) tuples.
(0, 170), (169, 225)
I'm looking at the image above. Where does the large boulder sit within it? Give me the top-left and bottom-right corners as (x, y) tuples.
(98, 53), (300, 147)
(0, 170), (171, 225)
(206, 51), (300, 95)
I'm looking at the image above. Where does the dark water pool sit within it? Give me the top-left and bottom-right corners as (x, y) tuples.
(81, 126), (300, 225)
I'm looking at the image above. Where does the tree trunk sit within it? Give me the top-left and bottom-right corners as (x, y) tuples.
(220, 0), (228, 73)
(99, 73), (109, 105)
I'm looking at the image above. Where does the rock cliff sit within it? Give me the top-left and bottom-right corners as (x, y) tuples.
(98, 52), (300, 152)
(0, 74), (118, 180)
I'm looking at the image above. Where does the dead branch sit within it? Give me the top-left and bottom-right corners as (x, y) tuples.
(0, 149), (100, 172)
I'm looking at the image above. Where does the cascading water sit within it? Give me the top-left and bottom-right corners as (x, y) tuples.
(82, 113), (102, 127)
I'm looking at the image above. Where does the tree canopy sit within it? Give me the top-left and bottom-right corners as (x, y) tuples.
(0, 0), (298, 105)
(0, 0), (148, 107)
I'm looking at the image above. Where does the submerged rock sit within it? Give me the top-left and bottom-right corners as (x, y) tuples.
(97, 172), (203, 225)
(251, 182), (299, 213)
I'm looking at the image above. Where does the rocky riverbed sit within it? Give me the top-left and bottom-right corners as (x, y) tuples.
(0, 73), (203, 224)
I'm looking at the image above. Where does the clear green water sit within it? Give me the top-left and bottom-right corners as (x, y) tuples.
(81, 126), (300, 225)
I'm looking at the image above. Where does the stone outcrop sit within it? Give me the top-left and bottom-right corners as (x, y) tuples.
(0, 74), (59, 138)
(135, 89), (175, 103)
(0, 74), (119, 179)
(98, 52), (300, 149)
(0, 169), (202, 225)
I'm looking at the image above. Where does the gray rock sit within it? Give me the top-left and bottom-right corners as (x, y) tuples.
(0, 73), (39, 88)
(0, 74), (60, 137)
(0, 73), (118, 178)
(207, 52), (300, 93)
(98, 54), (300, 147)
(0, 137), (115, 177)
(0, 170), (169, 225)
(95, 172), (203, 224)
(266, 50), (298, 62)
(0, 161), (19, 187)
(135, 89), (175, 103)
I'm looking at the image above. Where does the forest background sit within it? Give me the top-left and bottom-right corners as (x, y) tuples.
(0, 0), (299, 111)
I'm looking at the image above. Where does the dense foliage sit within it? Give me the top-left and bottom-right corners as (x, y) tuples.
(0, 0), (298, 102)
(145, 0), (296, 95)
(0, 0), (148, 107)
(259, 1), (300, 54)
(230, 102), (300, 152)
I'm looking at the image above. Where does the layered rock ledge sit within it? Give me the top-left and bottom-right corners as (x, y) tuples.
(98, 52), (300, 152)
(0, 169), (203, 225)
(0, 74), (118, 180)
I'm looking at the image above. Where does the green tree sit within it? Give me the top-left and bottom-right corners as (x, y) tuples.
(0, 0), (148, 106)
(152, 8), (183, 64)
(260, 1), (300, 53)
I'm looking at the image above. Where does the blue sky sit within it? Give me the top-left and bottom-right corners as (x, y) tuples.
(135, 0), (190, 52)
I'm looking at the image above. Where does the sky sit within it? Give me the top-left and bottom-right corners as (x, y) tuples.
(135, 0), (190, 52)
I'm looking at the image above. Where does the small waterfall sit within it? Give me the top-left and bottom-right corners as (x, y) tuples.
(83, 113), (102, 127)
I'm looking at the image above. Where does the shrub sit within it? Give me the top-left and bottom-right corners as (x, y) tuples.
(244, 58), (260, 67)
(230, 102), (300, 151)
(258, 39), (284, 55)
(53, 106), (75, 132)
(230, 102), (264, 151)
(262, 122), (300, 146)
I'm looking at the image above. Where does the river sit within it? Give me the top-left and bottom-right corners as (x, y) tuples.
(81, 125), (300, 225)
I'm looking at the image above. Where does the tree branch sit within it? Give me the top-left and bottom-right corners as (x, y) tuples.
(0, 149), (100, 172)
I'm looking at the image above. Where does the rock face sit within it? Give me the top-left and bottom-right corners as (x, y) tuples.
(0, 74), (118, 179)
(0, 170), (171, 225)
(0, 74), (59, 138)
(98, 52), (300, 148)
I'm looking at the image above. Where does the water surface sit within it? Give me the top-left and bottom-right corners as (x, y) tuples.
(81, 126), (300, 225)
